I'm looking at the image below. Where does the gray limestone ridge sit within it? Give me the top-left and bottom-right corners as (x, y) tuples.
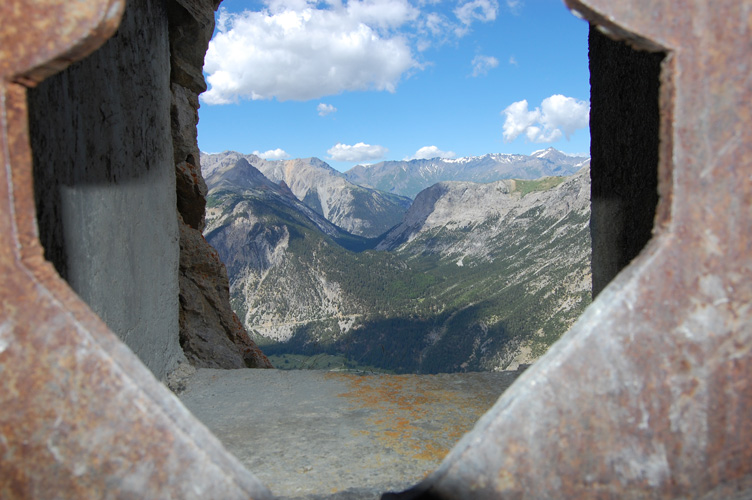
(202, 156), (352, 240)
(201, 151), (411, 238)
(378, 162), (591, 256)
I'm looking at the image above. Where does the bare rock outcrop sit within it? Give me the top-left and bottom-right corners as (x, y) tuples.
(178, 217), (272, 368)
(168, 0), (271, 369)
(176, 159), (207, 230)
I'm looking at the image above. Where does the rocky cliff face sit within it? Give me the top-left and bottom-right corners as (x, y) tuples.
(204, 158), (366, 342)
(178, 218), (272, 368)
(202, 151), (411, 237)
(169, 0), (271, 369)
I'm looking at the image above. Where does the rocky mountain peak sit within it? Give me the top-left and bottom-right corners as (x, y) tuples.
(204, 157), (278, 192)
(202, 151), (411, 238)
(344, 148), (589, 198)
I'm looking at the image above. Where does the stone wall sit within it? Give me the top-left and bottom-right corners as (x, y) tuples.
(588, 26), (664, 297)
(27, 0), (271, 378)
(28, 0), (184, 380)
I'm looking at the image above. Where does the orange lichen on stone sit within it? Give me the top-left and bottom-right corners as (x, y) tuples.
(328, 372), (514, 462)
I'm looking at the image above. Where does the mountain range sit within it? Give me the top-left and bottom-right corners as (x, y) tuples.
(200, 149), (592, 373)
(344, 147), (589, 198)
(202, 152), (411, 238)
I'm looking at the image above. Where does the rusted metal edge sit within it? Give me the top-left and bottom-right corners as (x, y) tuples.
(388, 0), (752, 497)
(0, 1), (273, 497)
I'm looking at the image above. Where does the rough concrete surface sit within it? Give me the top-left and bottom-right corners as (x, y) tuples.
(27, 0), (184, 380)
(179, 369), (519, 499)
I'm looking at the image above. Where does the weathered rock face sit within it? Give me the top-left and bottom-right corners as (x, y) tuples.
(178, 217), (273, 368)
(169, 0), (271, 369)
(175, 159), (207, 230)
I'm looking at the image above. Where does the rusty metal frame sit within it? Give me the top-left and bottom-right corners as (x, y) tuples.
(392, 0), (752, 497)
(0, 0), (271, 497)
(1, 0), (751, 498)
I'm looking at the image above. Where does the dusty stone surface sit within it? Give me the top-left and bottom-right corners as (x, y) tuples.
(166, 361), (198, 393)
(178, 369), (520, 499)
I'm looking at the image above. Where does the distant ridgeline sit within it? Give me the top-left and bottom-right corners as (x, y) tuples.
(200, 149), (592, 373)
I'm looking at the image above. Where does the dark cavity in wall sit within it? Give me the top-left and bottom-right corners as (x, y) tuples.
(588, 25), (664, 298)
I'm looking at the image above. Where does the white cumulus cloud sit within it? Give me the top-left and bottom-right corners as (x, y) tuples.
(405, 146), (456, 160)
(317, 103), (337, 116)
(253, 148), (290, 160)
(501, 100), (540, 142)
(327, 142), (389, 162)
(502, 95), (589, 143)
(202, 1), (420, 103)
(539, 94), (590, 138)
(470, 55), (499, 77)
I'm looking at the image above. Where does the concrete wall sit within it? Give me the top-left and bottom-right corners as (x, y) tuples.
(28, 0), (184, 380)
(588, 26), (664, 297)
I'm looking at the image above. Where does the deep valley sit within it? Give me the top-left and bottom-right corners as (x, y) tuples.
(201, 149), (592, 373)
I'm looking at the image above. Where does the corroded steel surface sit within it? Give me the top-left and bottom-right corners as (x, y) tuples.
(0, 1), (271, 498)
(0, 0), (123, 86)
(390, 0), (752, 498)
(2, 0), (751, 498)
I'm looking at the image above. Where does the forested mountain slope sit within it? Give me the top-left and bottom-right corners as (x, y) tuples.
(204, 157), (591, 373)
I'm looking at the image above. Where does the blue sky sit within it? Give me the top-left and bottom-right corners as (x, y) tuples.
(197, 0), (590, 171)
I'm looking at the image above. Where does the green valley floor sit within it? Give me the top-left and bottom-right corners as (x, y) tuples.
(178, 368), (522, 499)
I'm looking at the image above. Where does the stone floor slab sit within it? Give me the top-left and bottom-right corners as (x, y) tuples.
(179, 369), (520, 499)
